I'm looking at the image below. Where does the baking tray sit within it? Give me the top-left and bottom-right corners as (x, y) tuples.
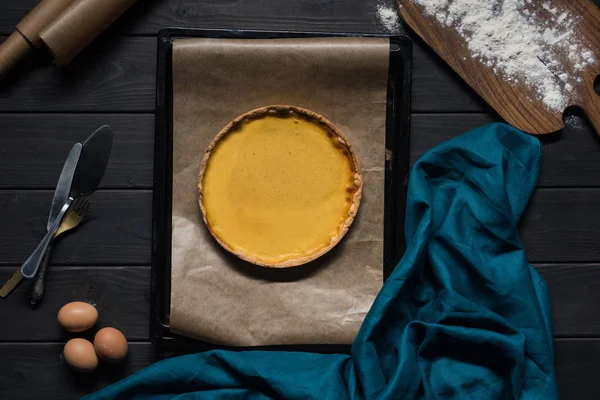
(151, 28), (412, 349)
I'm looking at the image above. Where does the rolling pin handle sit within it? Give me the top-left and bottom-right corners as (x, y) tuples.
(0, 31), (33, 79)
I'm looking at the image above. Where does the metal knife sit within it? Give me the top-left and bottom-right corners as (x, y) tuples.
(0, 142), (82, 298)
(30, 140), (87, 304)
(48, 145), (83, 231)
(20, 126), (113, 279)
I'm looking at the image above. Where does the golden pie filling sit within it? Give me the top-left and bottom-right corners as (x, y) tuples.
(199, 106), (362, 267)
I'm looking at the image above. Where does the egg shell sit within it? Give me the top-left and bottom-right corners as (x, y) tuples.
(57, 301), (98, 333)
(63, 338), (98, 371)
(94, 327), (128, 363)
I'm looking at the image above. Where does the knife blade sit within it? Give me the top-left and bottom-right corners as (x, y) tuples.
(0, 142), (82, 298)
(49, 143), (83, 229)
(20, 126), (113, 279)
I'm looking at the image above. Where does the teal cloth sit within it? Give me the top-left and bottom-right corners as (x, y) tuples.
(84, 123), (558, 399)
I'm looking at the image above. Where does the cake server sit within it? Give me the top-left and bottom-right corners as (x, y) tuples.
(20, 125), (113, 279)
(0, 142), (82, 298)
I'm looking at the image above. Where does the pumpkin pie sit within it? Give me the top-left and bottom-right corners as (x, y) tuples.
(198, 105), (363, 268)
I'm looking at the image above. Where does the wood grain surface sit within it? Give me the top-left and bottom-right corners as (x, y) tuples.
(0, 267), (150, 341)
(0, 0), (599, 398)
(411, 114), (600, 187)
(0, 0), (394, 36)
(520, 189), (600, 262)
(0, 36), (156, 112)
(398, 0), (600, 134)
(0, 264), (598, 342)
(0, 114), (154, 188)
(2, 189), (600, 264)
(0, 37), (490, 113)
(0, 191), (152, 265)
(0, 343), (163, 400)
(0, 340), (597, 399)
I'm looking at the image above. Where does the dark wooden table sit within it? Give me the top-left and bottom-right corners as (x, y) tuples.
(1, 1), (599, 398)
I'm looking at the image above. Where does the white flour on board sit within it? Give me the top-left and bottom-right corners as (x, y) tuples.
(376, 3), (400, 32)
(412, 0), (597, 111)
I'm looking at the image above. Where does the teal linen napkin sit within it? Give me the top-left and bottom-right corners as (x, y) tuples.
(84, 122), (558, 399)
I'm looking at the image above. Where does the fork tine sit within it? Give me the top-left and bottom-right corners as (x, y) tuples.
(81, 198), (91, 214)
(73, 198), (91, 217)
(71, 197), (84, 214)
(72, 197), (86, 212)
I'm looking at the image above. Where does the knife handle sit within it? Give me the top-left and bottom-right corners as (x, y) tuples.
(29, 242), (52, 306)
(21, 198), (71, 278)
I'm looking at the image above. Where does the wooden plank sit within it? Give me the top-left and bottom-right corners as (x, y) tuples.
(411, 114), (498, 164)
(3, 0), (597, 37)
(1, 0), (399, 37)
(520, 189), (600, 262)
(411, 114), (600, 187)
(554, 338), (600, 400)
(2, 3), (598, 114)
(0, 340), (597, 399)
(0, 264), (598, 341)
(0, 114), (154, 189)
(0, 267), (149, 341)
(0, 343), (162, 400)
(412, 44), (489, 112)
(1, 188), (600, 265)
(0, 40), (486, 114)
(0, 36), (156, 112)
(5, 110), (597, 191)
(0, 191), (152, 265)
(537, 264), (600, 337)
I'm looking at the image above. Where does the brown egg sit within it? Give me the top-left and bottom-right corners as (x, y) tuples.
(57, 301), (98, 332)
(63, 338), (98, 371)
(94, 327), (128, 363)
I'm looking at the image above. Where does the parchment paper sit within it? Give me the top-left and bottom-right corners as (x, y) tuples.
(17, 0), (74, 47)
(170, 37), (390, 346)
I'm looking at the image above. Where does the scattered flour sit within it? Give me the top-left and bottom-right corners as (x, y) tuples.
(376, 3), (400, 32)
(564, 114), (586, 131)
(412, 0), (597, 111)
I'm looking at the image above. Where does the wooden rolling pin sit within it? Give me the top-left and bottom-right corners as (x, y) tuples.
(0, 0), (73, 75)
(40, 0), (139, 66)
(0, 0), (138, 77)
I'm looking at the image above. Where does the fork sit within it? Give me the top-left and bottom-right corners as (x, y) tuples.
(29, 197), (91, 306)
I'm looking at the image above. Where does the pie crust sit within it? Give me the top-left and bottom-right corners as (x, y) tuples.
(198, 105), (363, 268)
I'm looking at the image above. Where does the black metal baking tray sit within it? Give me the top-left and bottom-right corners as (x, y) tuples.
(151, 28), (412, 349)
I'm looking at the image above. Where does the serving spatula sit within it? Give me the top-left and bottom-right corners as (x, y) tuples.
(20, 126), (112, 279)
(0, 143), (81, 298)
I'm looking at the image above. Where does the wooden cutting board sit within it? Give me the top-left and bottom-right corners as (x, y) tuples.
(397, 0), (600, 134)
